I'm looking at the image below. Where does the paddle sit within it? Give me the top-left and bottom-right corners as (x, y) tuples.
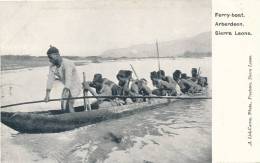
(83, 72), (91, 111)
(1, 95), (212, 108)
(198, 67), (201, 77)
(156, 40), (161, 72)
(130, 64), (139, 80)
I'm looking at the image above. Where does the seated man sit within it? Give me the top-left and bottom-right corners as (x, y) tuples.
(198, 77), (208, 87)
(173, 70), (182, 82)
(181, 73), (190, 80)
(157, 70), (170, 82)
(173, 70), (202, 94)
(83, 73), (121, 97)
(116, 70), (133, 96)
(82, 74), (123, 108)
(158, 70), (182, 95)
(191, 68), (199, 82)
(150, 70), (178, 96)
(190, 68), (208, 87)
(130, 78), (152, 102)
(150, 71), (161, 95)
(116, 70), (135, 103)
(150, 71), (158, 87)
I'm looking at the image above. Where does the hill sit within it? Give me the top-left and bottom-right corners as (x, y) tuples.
(101, 32), (211, 58)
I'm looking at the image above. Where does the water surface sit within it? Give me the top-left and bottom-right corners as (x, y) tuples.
(1, 58), (211, 163)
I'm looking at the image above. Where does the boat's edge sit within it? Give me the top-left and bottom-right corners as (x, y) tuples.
(1, 99), (174, 133)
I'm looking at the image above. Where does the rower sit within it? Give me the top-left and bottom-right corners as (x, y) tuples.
(159, 70), (182, 95)
(198, 77), (208, 87)
(150, 71), (158, 87)
(83, 73), (121, 96)
(130, 78), (152, 102)
(158, 70), (180, 87)
(82, 73), (122, 105)
(173, 70), (202, 94)
(181, 73), (190, 80)
(173, 70), (189, 94)
(116, 70), (133, 95)
(158, 70), (177, 83)
(150, 71), (161, 95)
(191, 68), (199, 82)
(150, 70), (178, 96)
(190, 68), (208, 87)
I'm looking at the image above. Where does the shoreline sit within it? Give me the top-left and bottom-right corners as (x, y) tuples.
(1, 56), (211, 71)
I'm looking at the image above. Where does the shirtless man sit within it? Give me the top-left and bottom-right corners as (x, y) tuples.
(82, 73), (124, 108)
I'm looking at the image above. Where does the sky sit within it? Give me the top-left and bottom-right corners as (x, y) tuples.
(0, 0), (211, 56)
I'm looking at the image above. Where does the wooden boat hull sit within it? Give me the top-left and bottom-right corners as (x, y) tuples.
(1, 99), (174, 133)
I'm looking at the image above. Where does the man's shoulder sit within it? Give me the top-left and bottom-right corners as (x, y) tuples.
(160, 80), (168, 84)
(62, 58), (76, 66)
(103, 78), (113, 83)
(49, 63), (56, 70)
(62, 58), (73, 63)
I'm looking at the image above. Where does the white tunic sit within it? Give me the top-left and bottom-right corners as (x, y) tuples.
(46, 58), (81, 97)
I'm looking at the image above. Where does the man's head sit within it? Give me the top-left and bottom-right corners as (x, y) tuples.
(150, 71), (158, 80)
(173, 70), (182, 81)
(93, 73), (103, 83)
(140, 78), (148, 85)
(181, 73), (188, 79)
(116, 70), (132, 87)
(47, 45), (62, 66)
(157, 70), (165, 79)
(191, 68), (198, 78)
(116, 70), (132, 80)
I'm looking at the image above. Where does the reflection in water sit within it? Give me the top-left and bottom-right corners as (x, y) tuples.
(12, 99), (211, 163)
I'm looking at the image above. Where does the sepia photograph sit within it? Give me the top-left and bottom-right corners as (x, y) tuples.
(1, 0), (211, 162)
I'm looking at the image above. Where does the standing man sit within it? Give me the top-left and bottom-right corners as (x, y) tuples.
(44, 45), (81, 112)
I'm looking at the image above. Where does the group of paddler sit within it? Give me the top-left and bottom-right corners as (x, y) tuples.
(44, 46), (208, 113)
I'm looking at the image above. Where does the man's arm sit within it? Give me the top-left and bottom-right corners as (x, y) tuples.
(142, 84), (152, 95)
(128, 83), (141, 96)
(46, 66), (55, 90)
(45, 66), (55, 102)
(82, 81), (98, 96)
(44, 89), (51, 102)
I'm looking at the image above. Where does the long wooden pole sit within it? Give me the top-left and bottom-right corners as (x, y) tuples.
(156, 40), (161, 71)
(130, 64), (139, 80)
(83, 72), (87, 110)
(83, 72), (91, 111)
(198, 67), (201, 77)
(1, 95), (212, 108)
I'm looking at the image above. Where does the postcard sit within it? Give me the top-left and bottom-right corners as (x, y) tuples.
(0, 0), (259, 162)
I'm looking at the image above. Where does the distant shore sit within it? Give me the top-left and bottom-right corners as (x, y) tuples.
(1, 55), (210, 71)
(0, 55), (103, 71)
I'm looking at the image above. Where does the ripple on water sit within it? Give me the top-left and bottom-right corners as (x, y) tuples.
(1, 58), (211, 162)
(4, 99), (211, 163)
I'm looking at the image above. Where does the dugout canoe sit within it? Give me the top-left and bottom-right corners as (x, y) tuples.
(1, 98), (175, 133)
(1, 95), (209, 133)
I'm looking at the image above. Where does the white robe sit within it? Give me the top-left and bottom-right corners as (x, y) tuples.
(46, 58), (81, 97)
